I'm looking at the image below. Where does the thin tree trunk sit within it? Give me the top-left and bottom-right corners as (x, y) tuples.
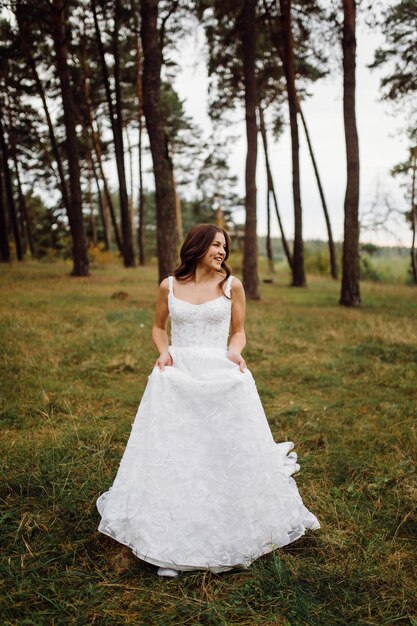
(216, 193), (224, 228)
(410, 148), (417, 284)
(259, 105), (293, 269)
(297, 101), (338, 279)
(340, 0), (361, 306)
(6, 93), (35, 256)
(0, 168), (10, 262)
(266, 188), (274, 273)
(113, 0), (135, 267)
(242, 0), (260, 299)
(91, 155), (110, 250)
(92, 0), (133, 266)
(125, 128), (136, 241)
(137, 118), (146, 265)
(13, 152), (35, 256)
(51, 0), (89, 276)
(28, 58), (70, 218)
(131, 0), (146, 265)
(141, 0), (178, 282)
(78, 39), (122, 252)
(173, 171), (183, 242)
(0, 103), (23, 261)
(87, 153), (98, 246)
(279, 0), (305, 286)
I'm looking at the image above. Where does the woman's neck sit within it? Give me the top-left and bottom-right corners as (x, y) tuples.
(194, 266), (219, 284)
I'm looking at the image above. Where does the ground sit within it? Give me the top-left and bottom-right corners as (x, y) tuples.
(0, 257), (416, 625)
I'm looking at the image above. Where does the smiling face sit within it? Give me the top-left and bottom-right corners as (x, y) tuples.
(200, 231), (227, 271)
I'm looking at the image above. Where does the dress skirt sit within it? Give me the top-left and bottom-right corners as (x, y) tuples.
(96, 346), (320, 573)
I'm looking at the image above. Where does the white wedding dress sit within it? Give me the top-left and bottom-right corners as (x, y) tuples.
(96, 275), (320, 572)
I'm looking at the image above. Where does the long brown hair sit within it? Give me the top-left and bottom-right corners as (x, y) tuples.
(174, 224), (232, 294)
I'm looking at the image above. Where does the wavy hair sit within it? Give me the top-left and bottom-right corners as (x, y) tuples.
(174, 224), (232, 295)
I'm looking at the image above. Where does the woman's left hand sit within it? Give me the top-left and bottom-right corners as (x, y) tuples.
(227, 350), (247, 373)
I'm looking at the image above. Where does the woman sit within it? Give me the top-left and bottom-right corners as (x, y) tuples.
(96, 224), (320, 578)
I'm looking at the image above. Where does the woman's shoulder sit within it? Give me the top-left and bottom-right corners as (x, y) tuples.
(230, 276), (243, 291)
(158, 277), (170, 294)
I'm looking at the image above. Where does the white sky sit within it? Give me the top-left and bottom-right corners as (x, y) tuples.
(170, 23), (411, 247)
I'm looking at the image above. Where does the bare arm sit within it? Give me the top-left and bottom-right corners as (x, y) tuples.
(227, 278), (247, 372)
(152, 278), (173, 371)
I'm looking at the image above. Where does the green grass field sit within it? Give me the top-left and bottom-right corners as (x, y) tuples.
(1, 258), (416, 625)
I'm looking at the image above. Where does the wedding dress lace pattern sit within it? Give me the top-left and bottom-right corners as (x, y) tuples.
(96, 275), (320, 573)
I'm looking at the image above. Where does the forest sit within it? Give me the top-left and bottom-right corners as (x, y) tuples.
(0, 0), (415, 304)
(1, 1), (416, 625)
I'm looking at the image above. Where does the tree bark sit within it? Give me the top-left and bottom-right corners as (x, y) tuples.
(141, 0), (178, 282)
(0, 102), (23, 261)
(279, 0), (305, 286)
(297, 101), (338, 279)
(266, 186), (274, 273)
(259, 105), (293, 270)
(113, 0), (135, 266)
(6, 93), (35, 257)
(13, 150), (35, 257)
(173, 172), (183, 242)
(410, 148), (417, 284)
(125, 128), (136, 243)
(137, 117), (146, 265)
(131, 0), (146, 265)
(91, 154), (110, 250)
(0, 167), (10, 262)
(29, 58), (70, 218)
(51, 0), (89, 276)
(78, 36), (122, 252)
(340, 0), (361, 306)
(92, 0), (133, 266)
(242, 0), (260, 299)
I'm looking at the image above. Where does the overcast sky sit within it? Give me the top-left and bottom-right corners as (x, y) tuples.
(171, 20), (411, 247)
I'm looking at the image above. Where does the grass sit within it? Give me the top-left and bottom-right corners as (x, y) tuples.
(1, 257), (416, 626)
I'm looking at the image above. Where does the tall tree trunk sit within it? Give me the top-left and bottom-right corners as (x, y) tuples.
(141, 0), (178, 282)
(113, 0), (135, 266)
(216, 193), (224, 228)
(173, 171), (183, 242)
(279, 0), (305, 286)
(0, 168), (10, 262)
(50, 0), (89, 276)
(15, 6), (71, 217)
(340, 0), (361, 306)
(297, 101), (338, 279)
(242, 0), (260, 299)
(0, 103), (23, 261)
(86, 153), (98, 246)
(259, 105), (293, 269)
(6, 94), (35, 256)
(78, 33), (122, 253)
(28, 58), (70, 218)
(91, 155), (110, 250)
(92, 0), (133, 266)
(137, 118), (146, 265)
(266, 186), (274, 273)
(125, 128), (136, 241)
(131, 0), (146, 265)
(13, 152), (35, 257)
(410, 147), (417, 284)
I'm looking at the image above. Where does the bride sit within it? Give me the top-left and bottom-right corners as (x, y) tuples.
(96, 223), (320, 577)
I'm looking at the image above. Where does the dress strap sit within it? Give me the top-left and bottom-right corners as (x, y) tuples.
(168, 275), (173, 294)
(225, 275), (234, 298)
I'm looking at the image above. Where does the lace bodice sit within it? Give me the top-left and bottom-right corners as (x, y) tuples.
(168, 275), (233, 349)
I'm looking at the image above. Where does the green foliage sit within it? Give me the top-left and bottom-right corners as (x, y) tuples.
(359, 253), (382, 283)
(1, 261), (416, 625)
(371, 0), (417, 104)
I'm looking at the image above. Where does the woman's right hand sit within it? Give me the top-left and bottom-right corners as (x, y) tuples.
(155, 351), (173, 371)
